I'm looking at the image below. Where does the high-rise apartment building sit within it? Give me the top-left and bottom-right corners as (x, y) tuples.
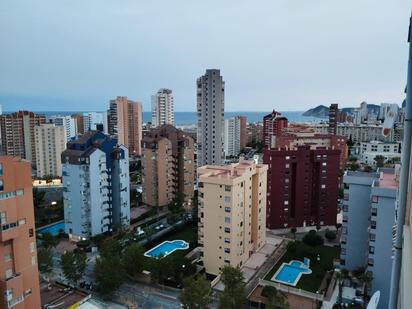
(264, 145), (340, 229)
(247, 123), (263, 145)
(0, 156), (41, 308)
(62, 131), (130, 240)
(72, 114), (84, 135)
(151, 89), (174, 127)
(196, 69), (225, 166)
(341, 170), (397, 309)
(224, 116), (247, 157)
(108, 96), (143, 156)
(263, 110), (288, 149)
(198, 160), (267, 275)
(141, 125), (195, 208)
(83, 112), (107, 133)
(0, 111), (46, 166)
(48, 115), (77, 141)
(34, 124), (67, 178)
(329, 103), (338, 135)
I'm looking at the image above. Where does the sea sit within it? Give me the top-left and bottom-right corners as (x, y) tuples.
(13, 111), (327, 126)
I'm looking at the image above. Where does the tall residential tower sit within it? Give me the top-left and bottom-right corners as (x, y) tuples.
(151, 89), (174, 127)
(196, 69), (225, 166)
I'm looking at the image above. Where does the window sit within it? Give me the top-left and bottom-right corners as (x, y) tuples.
(0, 212), (6, 225)
(224, 217), (231, 224)
(5, 269), (12, 279)
(369, 246), (375, 254)
(342, 204), (348, 212)
(371, 195), (379, 203)
(224, 248), (230, 253)
(370, 233), (376, 241)
(4, 253), (12, 262)
(371, 221), (377, 229)
(224, 185), (231, 192)
(224, 196), (231, 203)
(32, 256), (36, 266)
(0, 180), (3, 191)
(30, 242), (36, 253)
(224, 237), (230, 243)
(224, 207), (231, 213)
(224, 227), (230, 233)
(368, 258), (374, 266)
(371, 208), (377, 216)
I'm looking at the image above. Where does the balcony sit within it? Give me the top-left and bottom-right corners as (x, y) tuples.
(0, 273), (23, 296)
(0, 226), (19, 242)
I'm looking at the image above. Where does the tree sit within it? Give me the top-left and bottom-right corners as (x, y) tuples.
(60, 251), (87, 285)
(363, 165), (373, 173)
(290, 228), (297, 240)
(374, 155), (385, 168)
(99, 238), (122, 258)
(219, 266), (246, 309)
(302, 230), (324, 247)
(325, 230), (337, 241)
(359, 272), (372, 304)
(349, 162), (360, 171)
(168, 192), (185, 214)
(180, 275), (212, 309)
(261, 286), (289, 309)
(38, 248), (53, 274)
(335, 271), (344, 304)
(33, 187), (45, 207)
(122, 243), (145, 276)
(94, 254), (127, 295)
(149, 254), (175, 285)
(42, 232), (59, 249)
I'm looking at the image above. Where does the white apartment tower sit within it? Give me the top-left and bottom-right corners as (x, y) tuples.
(224, 116), (245, 157)
(62, 131), (130, 240)
(35, 123), (67, 177)
(48, 115), (77, 141)
(197, 69), (225, 166)
(151, 88), (175, 127)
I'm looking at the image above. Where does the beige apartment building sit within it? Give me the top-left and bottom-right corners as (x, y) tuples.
(108, 96), (142, 156)
(198, 160), (267, 275)
(0, 156), (41, 308)
(35, 123), (67, 178)
(141, 125), (195, 208)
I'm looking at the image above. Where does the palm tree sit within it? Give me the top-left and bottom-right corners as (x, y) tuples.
(359, 272), (372, 305)
(335, 271), (344, 305)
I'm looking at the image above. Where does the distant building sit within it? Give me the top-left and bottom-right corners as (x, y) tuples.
(72, 114), (84, 135)
(264, 145), (340, 229)
(62, 131), (130, 240)
(328, 103), (338, 135)
(247, 123), (263, 145)
(151, 88), (175, 127)
(196, 69), (225, 166)
(48, 115), (77, 141)
(0, 156), (41, 308)
(35, 124), (67, 177)
(224, 116), (247, 157)
(360, 101), (368, 123)
(83, 112), (107, 133)
(198, 160), (267, 275)
(263, 110), (288, 149)
(141, 125), (195, 208)
(108, 96), (143, 156)
(341, 170), (397, 309)
(360, 141), (401, 166)
(0, 111), (46, 166)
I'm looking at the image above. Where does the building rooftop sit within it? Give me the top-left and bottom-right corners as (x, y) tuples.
(377, 170), (399, 189)
(198, 159), (267, 180)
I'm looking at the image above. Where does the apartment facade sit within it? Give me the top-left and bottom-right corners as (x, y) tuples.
(141, 125), (195, 208)
(48, 115), (77, 141)
(108, 96), (143, 156)
(359, 141), (401, 165)
(82, 112), (107, 133)
(273, 133), (348, 169)
(341, 170), (397, 309)
(329, 103), (338, 135)
(198, 160), (267, 275)
(224, 116), (247, 157)
(62, 131), (130, 240)
(34, 124), (67, 178)
(196, 69), (225, 166)
(247, 123), (263, 145)
(0, 111), (46, 166)
(0, 156), (41, 309)
(263, 110), (288, 149)
(264, 146), (340, 229)
(151, 88), (175, 127)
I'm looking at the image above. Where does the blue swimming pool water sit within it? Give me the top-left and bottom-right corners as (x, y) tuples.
(37, 221), (65, 236)
(144, 240), (189, 258)
(272, 259), (312, 286)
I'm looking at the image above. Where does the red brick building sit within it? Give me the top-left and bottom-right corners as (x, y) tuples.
(264, 146), (339, 229)
(263, 111), (288, 149)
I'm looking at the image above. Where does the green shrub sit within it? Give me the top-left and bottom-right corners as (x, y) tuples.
(302, 230), (324, 247)
(325, 230), (337, 241)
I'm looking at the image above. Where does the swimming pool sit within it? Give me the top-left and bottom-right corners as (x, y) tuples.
(37, 221), (65, 236)
(144, 240), (189, 258)
(271, 258), (312, 286)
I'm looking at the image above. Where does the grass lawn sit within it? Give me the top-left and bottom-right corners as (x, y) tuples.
(265, 243), (340, 293)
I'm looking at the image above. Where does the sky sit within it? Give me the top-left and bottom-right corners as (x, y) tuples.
(0, 1), (410, 112)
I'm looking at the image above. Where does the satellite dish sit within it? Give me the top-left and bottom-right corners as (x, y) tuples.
(366, 291), (380, 309)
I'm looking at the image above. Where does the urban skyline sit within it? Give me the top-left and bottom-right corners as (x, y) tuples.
(0, 1), (409, 112)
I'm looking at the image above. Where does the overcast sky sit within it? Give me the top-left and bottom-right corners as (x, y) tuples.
(0, 1), (410, 112)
